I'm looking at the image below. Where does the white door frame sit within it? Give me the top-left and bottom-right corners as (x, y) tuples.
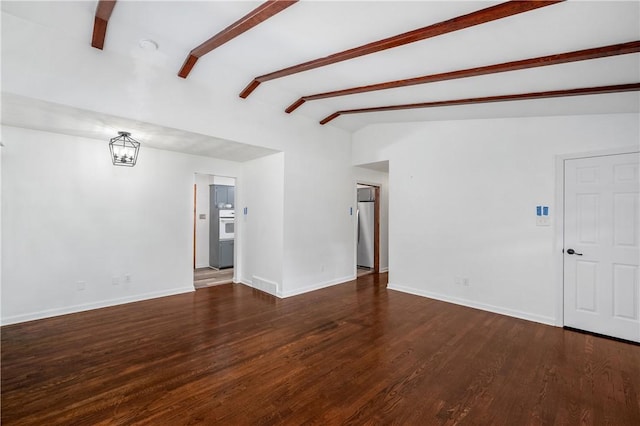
(554, 145), (640, 327)
(354, 180), (382, 276)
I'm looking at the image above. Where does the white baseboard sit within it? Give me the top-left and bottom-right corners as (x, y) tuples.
(387, 283), (557, 326)
(379, 267), (389, 273)
(278, 274), (356, 298)
(237, 277), (276, 297)
(251, 276), (278, 296)
(1, 286), (195, 326)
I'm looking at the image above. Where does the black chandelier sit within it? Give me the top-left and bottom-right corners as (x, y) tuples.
(109, 131), (140, 167)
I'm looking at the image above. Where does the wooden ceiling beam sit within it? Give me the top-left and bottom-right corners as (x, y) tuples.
(287, 41), (640, 113)
(91, 0), (117, 50)
(240, 0), (564, 98)
(178, 0), (298, 79)
(319, 83), (640, 125)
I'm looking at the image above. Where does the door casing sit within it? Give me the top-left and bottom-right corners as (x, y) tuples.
(355, 181), (381, 274)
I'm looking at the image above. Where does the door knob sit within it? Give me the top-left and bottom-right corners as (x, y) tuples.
(566, 248), (583, 256)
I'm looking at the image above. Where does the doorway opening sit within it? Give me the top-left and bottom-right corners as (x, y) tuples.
(193, 173), (236, 289)
(356, 183), (380, 277)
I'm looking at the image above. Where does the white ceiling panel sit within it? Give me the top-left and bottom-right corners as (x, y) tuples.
(1, 93), (280, 162)
(328, 91), (640, 131)
(305, 54), (640, 111)
(1, 0), (638, 142)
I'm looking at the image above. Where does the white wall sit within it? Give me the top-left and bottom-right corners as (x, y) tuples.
(194, 173), (211, 269)
(237, 153), (284, 295)
(1, 126), (241, 324)
(353, 167), (389, 272)
(353, 113), (639, 325)
(0, 142), (3, 320)
(281, 142), (355, 297)
(1, 10), (370, 321)
(213, 176), (235, 186)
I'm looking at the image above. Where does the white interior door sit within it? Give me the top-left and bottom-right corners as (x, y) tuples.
(564, 152), (639, 342)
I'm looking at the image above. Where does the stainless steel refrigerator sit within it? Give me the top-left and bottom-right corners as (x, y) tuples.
(357, 201), (375, 268)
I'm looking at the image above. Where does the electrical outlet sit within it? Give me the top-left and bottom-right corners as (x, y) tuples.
(124, 274), (131, 284)
(455, 277), (470, 286)
(76, 281), (86, 291)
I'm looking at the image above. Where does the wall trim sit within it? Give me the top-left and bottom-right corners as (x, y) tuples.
(278, 274), (356, 298)
(553, 145), (640, 328)
(251, 275), (278, 296)
(379, 267), (389, 273)
(237, 279), (255, 293)
(237, 278), (277, 297)
(1, 286), (195, 326)
(387, 283), (556, 326)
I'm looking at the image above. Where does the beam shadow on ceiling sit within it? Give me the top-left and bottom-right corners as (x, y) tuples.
(319, 83), (640, 125)
(286, 41), (640, 114)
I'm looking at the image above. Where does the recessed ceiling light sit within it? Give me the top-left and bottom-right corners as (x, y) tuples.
(139, 39), (158, 51)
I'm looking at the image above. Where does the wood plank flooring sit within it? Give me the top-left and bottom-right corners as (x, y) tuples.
(356, 267), (373, 277)
(193, 267), (233, 288)
(2, 273), (639, 425)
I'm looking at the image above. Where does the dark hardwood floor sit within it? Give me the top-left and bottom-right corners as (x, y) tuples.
(2, 273), (639, 425)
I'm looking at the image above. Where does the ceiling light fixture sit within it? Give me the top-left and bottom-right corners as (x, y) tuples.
(109, 131), (140, 167)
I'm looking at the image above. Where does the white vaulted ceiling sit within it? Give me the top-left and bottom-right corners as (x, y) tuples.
(1, 0), (639, 146)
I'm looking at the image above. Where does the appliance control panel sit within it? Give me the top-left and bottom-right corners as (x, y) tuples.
(220, 209), (235, 219)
